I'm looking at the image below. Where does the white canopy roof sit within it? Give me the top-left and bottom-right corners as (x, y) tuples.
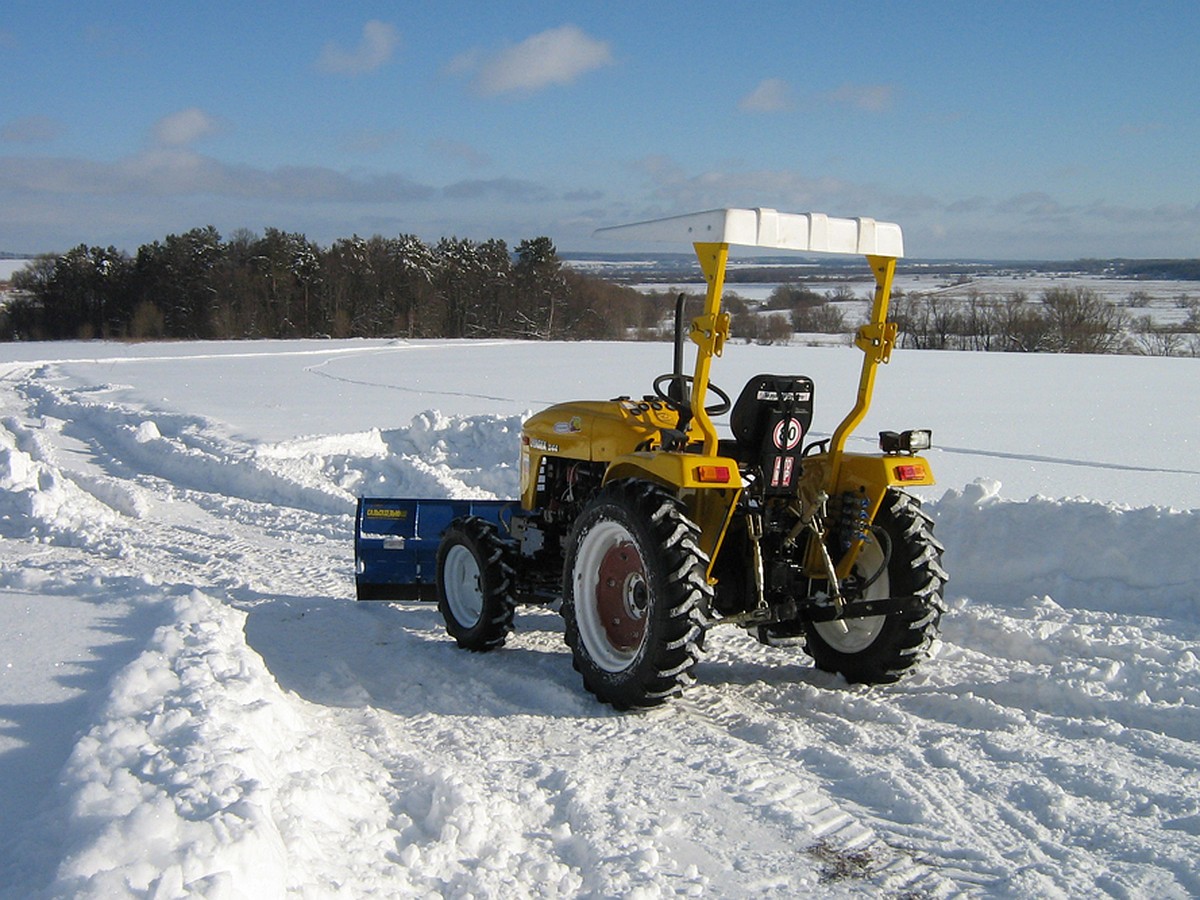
(594, 207), (904, 258)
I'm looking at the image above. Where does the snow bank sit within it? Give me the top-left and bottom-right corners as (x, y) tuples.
(259, 409), (523, 503)
(932, 479), (1200, 617)
(30, 591), (418, 899)
(39, 591), (299, 897)
(21, 378), (354, 517)
(1, 416), (123, 545)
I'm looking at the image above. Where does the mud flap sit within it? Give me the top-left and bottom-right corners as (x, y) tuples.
(354, 497), (516, 601)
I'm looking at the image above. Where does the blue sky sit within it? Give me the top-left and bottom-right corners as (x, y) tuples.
(1, 1), (1197, 259)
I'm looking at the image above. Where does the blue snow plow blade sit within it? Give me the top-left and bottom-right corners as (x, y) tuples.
(354, 497), (516, 601)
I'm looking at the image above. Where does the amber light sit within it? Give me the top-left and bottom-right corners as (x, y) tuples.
(695, 465), (732, 483)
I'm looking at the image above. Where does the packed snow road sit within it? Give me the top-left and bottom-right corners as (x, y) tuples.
(1, 340), (1199, 897)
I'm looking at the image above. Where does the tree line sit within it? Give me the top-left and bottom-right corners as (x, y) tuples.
(890, 287), (1200, 356)
(720, 283), (1200, 357)
(5, 227), (1198, 357)
(1, 226), (659, 342)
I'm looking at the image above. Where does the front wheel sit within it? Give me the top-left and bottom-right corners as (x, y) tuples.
(804, 490), (947, 684)
(436, 517), (517, 651)
(562, 479), (711, 709)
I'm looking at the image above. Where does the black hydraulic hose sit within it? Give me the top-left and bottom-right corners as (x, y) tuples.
(859, 525), (893, 591)
(671, 292), (694, 433)
(673, 292), (686, 393)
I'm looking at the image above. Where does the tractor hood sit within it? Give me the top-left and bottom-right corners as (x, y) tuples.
(522, 399), (683, 463)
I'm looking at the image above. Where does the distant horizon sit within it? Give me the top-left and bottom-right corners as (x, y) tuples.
(3, 243), (1199, 269)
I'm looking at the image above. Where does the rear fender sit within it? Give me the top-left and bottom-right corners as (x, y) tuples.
(822, 452), (935, 579)
(603, 452), (742, 578)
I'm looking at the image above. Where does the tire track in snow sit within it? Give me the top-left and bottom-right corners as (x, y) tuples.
(673, 605), (1200, 898)
(246, 596), (942, 896)
(303, 342), (556, 407)
(937, 442), (1200, 477)
(673, 664), (970, 896)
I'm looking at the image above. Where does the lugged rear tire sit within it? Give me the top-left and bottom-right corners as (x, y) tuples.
(562, 479), (711, 709)
(436, 516), (517, 651)
(804, 490), (947, 684)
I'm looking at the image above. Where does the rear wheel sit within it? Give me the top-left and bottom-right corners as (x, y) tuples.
(804, 490), (947, 684)
(562, 479), (710, 709)
(436, 517), (516, 651)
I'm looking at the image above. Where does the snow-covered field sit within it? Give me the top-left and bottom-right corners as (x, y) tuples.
(1, 337), (1198, 898)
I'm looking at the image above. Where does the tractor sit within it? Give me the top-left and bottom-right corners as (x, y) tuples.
(354, 208), (948, 708)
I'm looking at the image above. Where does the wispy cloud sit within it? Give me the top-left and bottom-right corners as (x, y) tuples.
(443, 177), (551, 202)
(1119, 121), (1164, 137)
(151, 108), (222, 147)
(428, 138), (491, 169)
(823, 83), (896, 113)
(316, 20), (399, 75)
(0, 151), (437, 204)
(339, 128), (405, 155)
(1, 115), (65, 144)
(630, 157), (857, 213)
(739, 78), (792, 113)
(452, 25), (613, 96)
(738, 80), (894, 115)
(996, 191), (1067, 219)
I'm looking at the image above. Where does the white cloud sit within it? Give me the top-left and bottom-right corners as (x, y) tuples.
(152, 108), (222, 147)
(739, 78), (792, 113)
(316, 20), (399, 75)
(458, 25), (613, 96)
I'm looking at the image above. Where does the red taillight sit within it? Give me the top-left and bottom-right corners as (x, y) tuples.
(695, 465), (731, 484)
(895, 463), (927, 482)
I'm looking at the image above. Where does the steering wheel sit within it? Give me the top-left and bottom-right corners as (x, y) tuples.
(652, 373), (731, 417)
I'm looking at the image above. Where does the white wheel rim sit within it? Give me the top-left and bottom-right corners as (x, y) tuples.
(443, 543), (483, 626)
(573, 520), (649, 672)
(813, 534), (888, 653)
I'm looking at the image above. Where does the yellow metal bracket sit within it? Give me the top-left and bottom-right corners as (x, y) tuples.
(854, 320), (897, 364)
(690, 311), (731, 358)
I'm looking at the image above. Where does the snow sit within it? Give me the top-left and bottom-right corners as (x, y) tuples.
(1, 336), (1198, 897)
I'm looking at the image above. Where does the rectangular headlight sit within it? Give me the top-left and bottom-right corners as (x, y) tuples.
(879, 429), (932, 454)
(905, 429), (932, 451)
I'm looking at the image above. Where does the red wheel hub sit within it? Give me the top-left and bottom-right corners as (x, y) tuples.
(594, 540), (649, 652)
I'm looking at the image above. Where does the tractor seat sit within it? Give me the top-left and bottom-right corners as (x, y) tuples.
(726, 374), (815, 492)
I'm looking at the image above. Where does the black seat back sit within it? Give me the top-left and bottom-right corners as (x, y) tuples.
(730, 374), (814, 493)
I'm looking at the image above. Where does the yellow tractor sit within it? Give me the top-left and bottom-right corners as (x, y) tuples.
(355, 208), (947, 708)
